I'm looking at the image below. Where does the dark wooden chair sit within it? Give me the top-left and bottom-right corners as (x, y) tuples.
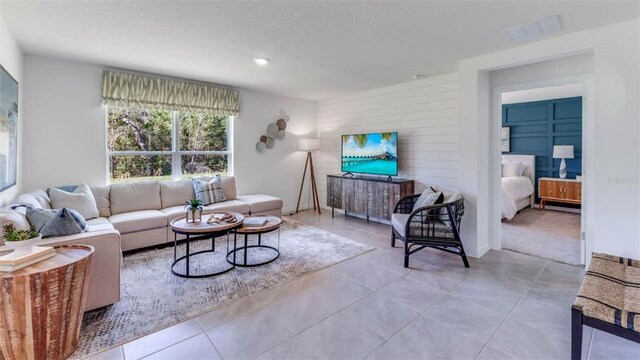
(391, 194), (469, 268)
(572, 253), (640, 360)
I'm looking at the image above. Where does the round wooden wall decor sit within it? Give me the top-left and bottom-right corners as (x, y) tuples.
(256, 115), (289, 152)
(276, 118), (287, 130)
(265, 137), (275, 149)
(266, 123), (279, 138)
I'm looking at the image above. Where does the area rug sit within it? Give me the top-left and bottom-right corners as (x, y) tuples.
(502, 208), (581, 266)
(72, 219), (373, 358)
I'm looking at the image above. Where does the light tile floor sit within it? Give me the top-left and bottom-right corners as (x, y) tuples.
(83, 211), (640, 360)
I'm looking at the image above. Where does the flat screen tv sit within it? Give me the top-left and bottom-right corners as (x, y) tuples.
(341, 132), (398, 176)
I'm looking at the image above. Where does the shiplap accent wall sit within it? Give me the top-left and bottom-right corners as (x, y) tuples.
(316, 72), (459, 208)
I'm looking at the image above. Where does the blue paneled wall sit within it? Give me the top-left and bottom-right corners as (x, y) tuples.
(502, 97), (582, 203)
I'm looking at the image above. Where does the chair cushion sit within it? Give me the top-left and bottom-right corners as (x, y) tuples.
(160, 180), (195, 208)
(85, 217), (115, 232)
(160, 206), (188, 224)
(193, 177), (226, 205)
(91, 186), (111, 217)
(49, 182), (100, 220)
(235, 194), (283, 214)
(392, 213), (410, 238)
(109, 210), (167, 234)
(204, 200), (251, 214)
(574, 253), (640, 331)
(110, 181), (161, 215)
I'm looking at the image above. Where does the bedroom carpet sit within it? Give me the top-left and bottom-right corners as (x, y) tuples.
(502, 208), (581, 266)
(71, 219), (373, 359)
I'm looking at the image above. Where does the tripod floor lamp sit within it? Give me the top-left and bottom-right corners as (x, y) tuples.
(296, 138), (321, 214)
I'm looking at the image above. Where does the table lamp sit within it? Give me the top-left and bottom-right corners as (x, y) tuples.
(553, 145), (574, 179)
(296, 138), (321, 214)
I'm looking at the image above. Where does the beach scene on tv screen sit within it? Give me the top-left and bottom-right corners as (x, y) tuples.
(342, 132), (398, 175)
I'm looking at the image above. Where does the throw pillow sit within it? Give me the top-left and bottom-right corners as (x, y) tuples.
(193, 175), (227, 205)
(0, 210), (31, 240)
(413, 187), (445, 211)
(13, 194), (43, 211)
(26, 207), (87, 238)
(502, 161), (523, 177)
(49, 182), (99, 220)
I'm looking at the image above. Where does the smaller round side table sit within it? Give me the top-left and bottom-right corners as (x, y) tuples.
(0, 245), (94, 360)
(227, 216), (282, 267)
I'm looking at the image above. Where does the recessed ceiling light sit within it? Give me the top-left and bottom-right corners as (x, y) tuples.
(254, 58), (269, 65)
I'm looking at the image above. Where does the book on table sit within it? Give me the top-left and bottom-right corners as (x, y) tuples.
(243, 217), (268, 227)
(0, 246), (56, 272)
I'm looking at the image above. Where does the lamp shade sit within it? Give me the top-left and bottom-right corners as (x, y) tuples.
(553, 145), (574, 159)
(299, 138), (321, 151)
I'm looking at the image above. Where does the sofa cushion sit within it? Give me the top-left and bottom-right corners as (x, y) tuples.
(193, 177), (226, 205)
(221, 176), (237, 200)
(109, 210), (167, 234)
(49, 182), (100, 220)
(160, 180), (195, 208)
(110, 181), (161, 215)
(204, 200), (250, 214)
(236, 194), (283, 214)
(91, 186), (111, 217)
(86, 217), (115, 232)
(26, 207), (87, 238)
(160, 206), (188, 224)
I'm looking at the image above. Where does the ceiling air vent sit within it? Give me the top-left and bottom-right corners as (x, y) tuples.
(506, 15), (562, 43)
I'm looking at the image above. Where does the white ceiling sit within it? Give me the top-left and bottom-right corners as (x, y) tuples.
(1, 1), (638, 100)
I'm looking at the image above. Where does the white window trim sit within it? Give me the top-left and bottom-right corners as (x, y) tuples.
(106, 109), (233, 184)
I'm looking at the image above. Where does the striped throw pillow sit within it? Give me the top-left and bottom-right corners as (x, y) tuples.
(193, 176), (227, 205)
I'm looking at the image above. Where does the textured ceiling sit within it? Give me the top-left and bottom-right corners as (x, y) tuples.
(1, 1), (638, 100)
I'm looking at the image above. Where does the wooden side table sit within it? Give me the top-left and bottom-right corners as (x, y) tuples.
(538, 177), (582, 209)
(0, 245), (95, 360)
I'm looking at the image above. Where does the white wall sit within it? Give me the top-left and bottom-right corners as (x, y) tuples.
(315, 73), (459, 216)
(22, 55), (317, 212)
(0, 18), (23, 207)
(458, 19), (640, 260)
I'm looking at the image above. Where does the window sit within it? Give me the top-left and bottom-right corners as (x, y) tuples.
(107, 107), (232, 183)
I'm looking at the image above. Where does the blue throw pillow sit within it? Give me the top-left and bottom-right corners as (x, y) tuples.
(26, 207), (87, 238)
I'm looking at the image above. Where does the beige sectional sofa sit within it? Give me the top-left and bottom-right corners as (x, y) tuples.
(2, 176), (282, 311)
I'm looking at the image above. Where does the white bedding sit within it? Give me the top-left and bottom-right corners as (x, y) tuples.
(502, 176), (534, 220)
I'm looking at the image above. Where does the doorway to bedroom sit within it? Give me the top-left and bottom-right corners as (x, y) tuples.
(498, 84), (585, 266)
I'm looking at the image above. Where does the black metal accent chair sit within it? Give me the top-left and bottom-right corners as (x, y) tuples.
(391, 194), (469, 268)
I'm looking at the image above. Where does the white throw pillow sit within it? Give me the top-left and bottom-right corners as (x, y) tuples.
(413, 187), (444, 211)
(49, 182), (100, 220)
(502, 161), (523, 177)
(0, 210), (31, 240)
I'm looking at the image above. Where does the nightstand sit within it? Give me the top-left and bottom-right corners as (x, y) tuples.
(538, 177), (582, 209)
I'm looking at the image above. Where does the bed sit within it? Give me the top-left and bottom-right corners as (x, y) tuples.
(501, 154), (535, 220)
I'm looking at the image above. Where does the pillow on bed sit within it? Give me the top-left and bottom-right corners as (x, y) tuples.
(502, 161), (524, 177)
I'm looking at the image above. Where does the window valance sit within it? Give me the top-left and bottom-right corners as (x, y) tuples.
(101, 70), (239, 116)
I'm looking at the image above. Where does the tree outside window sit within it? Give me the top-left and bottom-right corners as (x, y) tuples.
(107, 107), (231, 183)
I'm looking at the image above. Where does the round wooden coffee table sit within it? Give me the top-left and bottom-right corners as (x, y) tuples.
(227, 216), (281, 267)
(170, 212), (244, 278)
